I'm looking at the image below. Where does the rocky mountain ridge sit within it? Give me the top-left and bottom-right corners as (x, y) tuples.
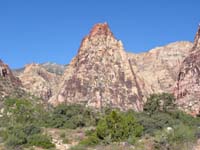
(2, 23), (200, 115)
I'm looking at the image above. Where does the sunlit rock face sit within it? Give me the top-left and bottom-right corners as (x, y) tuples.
(129, 41), (193, 94)
(49, 23), (146, 111)
(49, 22), (197, 113)
(19, 63), (61, 101)
(174, 25), (200, 116)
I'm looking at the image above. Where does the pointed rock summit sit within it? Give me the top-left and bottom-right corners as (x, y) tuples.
(174, 25), (200, 116)
(50, 23), (145, 111)
(89, 23), (113, 37)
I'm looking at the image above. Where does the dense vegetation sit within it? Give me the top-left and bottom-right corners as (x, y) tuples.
(0, 93), (199, 150)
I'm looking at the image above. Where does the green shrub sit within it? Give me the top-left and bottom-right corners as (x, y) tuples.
(169, 124), (196, 143)
(6, 134), (26, 147)
(46, 104), (98, 129)
(85, 129), (96, 136)
(79, 134), (100, 146)
(154, 124), (197, 149)
(23, 124), (41, 136)
(96, 110), (143, 143)
(144, 93), (175, 115)
(127, 135), (138, 145)
(27, 134), (55, 149)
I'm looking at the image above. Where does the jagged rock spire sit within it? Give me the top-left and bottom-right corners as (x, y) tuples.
(89, 23), (113, 37)
(193, 24), (200, 50)
(49, 22), (145, 111)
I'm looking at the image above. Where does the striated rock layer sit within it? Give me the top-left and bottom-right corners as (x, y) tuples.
(129, 41), (193, 94)
(49, 23), (193, 111)
(50, 23), (146, 111)
(174, 25), (200, 116)
(19, 63), (61, 101)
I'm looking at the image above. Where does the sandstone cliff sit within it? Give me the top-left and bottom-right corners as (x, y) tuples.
(0, 59), (23, 102)
(19, 63), (61, 101)
(129, 41), (193, 94)
(49, 23), (194, 111)
(174, 25), (200, 116)
(49, 23), (146, 111)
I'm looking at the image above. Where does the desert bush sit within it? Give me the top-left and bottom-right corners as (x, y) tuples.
(144, 93), (175, 115)
(27, 134), (55, 149)
(96, 110), (143, 143)
(154, 124), (196, 150)
(79, 135), (100, 146)
(46, 104), (98, 129)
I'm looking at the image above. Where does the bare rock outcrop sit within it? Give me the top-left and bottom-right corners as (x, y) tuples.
(19, 63), (61, 101)
(0, 59), (23, 101)
(129, 41), (193, 95)
(49, 23), (196, 112)
(50, 23), (146, 111)
(174, 25), (200, 116)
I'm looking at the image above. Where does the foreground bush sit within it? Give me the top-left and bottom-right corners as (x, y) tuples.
(27, 134), (55, 149)
(154, 124), (197, 150)
(144, 93), (175, 115)
(95, 110), (143, 143)
(46, 104), (98, 129)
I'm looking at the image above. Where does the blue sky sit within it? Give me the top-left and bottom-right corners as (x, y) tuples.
(0, 0), (199, 69)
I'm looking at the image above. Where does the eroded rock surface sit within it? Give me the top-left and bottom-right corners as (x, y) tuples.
(50, 23), (145, 111)
(174, 25), (200, 116)
(19, 63), (61, 101)
(0, 60), (23, 101)
(49, 23), (194, 111)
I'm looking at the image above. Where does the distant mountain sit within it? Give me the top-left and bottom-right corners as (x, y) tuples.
(13, 62), (67, 76)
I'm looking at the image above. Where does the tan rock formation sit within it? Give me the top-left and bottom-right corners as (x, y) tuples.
(49, 23), (146, 111)
(174, 25), (200, 116)
(0, 59), (23, 101)
(49, 23), (193, 111)
(19, 63), (61, 101)
(129, 41), (193, 95)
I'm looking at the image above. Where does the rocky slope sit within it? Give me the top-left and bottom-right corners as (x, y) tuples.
(0, 60), (23, 102)
(129, 41), (193, 94)
(174, 25), (200, 116)
(19, 63), (61, 101)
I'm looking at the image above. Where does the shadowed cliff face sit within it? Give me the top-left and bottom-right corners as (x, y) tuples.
(174, 26), (200, 116)
(49, 23), (145, 111)
(0, 60), (23, 101)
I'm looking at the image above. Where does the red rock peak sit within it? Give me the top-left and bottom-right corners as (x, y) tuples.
(89, 22), (113, 37)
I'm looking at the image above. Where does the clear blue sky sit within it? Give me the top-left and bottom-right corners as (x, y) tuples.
(0, 0), (199, 69)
